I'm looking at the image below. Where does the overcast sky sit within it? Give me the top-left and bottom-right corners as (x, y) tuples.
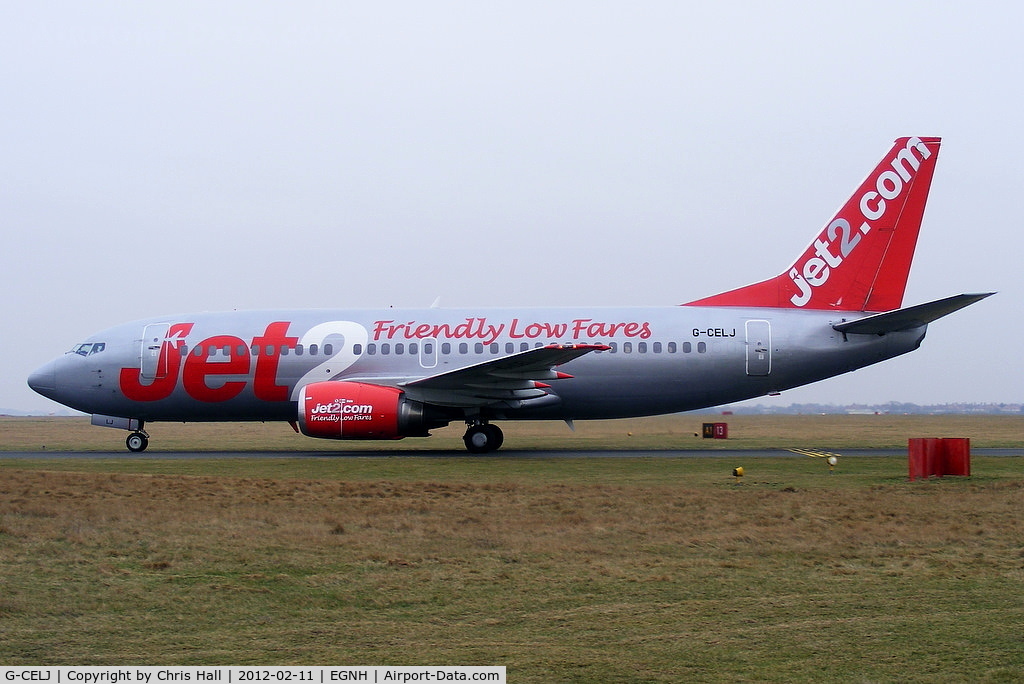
(2, 1), (1021, 413)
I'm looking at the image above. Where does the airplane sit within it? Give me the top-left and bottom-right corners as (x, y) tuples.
(28, 136), (993, 453)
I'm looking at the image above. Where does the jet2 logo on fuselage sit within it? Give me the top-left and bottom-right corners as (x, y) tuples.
(119, 321), (366, 403)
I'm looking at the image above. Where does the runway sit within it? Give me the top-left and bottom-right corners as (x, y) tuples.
(1, 448), (1020, 459)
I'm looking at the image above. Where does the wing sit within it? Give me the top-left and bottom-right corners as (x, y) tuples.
(400, 344), (608, 409)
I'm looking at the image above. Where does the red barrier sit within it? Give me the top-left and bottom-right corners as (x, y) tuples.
(908, 437), (971, 480)
(909, 438), (939, 481)
(942, 438), (971, 477)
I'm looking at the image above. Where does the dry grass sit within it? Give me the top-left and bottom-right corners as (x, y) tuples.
(1, 456), (1022, 680)
(2, 415), (1021, 678)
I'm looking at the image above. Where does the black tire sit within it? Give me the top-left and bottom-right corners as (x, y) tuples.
(463, 424), (502, 453)
(126, 432), (149, 453)
(484, 423), (504, 451)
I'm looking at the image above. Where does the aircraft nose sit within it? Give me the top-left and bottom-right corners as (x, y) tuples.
(27, 359), (58, 396)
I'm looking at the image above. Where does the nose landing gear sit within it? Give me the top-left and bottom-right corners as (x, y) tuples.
(463, 422), (503, 454)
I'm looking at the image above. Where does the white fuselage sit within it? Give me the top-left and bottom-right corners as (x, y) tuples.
(28, 305), (925, 424)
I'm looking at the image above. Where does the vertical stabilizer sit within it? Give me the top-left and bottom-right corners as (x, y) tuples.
(686, 137), (941, 312)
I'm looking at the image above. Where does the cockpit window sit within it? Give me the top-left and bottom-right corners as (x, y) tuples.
(69, 342), (106, 356)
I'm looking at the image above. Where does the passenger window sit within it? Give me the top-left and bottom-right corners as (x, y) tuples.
(366, 344), (376, 356)
(424, 342), (433, 355)
(409, 343), (418, 355)
(324, 343), (333, 355)
(638, 342), (647, 353)
(193, 346), (204, 357)
(475, 343), (484, 354)
(459, 343), (468, 354)
(608, 342), (617, 353)
(310, 344), (319, 356)
(506, 343), (515, 354)
(265, 345), (275, 356)
(623, 342), (633, 353)
(520, 343), (530, 352)
(237, 345), (247, 356)
(395, 343), (405, 355)
(668, 342), (677, 353)
(683, 342), (692, 353)
(697, 342), (707, 353)
(653, 342), (662, 353)
(441, 343), (451, 354)
(353, 344), (363, 355)
(381, 343), (391, 356)
(490, 343), (499, 354)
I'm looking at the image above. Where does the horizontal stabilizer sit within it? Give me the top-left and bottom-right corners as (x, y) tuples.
(832, 293), (994, 335)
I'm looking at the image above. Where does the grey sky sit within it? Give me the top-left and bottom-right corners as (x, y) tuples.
(2, 2), (1020, 413)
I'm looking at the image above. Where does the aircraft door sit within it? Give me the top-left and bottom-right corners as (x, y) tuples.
(745, 320), (771, 376)
(140, 323), (170, 380)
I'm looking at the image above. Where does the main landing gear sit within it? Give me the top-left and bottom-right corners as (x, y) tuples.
(126, 430), (149, 453)
(463, 421), (503, 454)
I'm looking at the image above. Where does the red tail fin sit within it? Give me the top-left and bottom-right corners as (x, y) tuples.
(686, 137), (941, 312)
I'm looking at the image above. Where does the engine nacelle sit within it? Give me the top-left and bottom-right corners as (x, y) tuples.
(298, 381), (436, 440)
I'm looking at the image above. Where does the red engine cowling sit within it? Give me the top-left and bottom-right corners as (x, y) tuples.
(297, 381), (434, 440)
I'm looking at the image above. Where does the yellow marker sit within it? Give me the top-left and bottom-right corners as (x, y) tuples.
(788, 448), (842, 460)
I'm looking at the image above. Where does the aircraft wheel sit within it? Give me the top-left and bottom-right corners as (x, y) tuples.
(484, 423), (504, 451)
(126, 432), (149, 453)
(463, 424), (502, 454)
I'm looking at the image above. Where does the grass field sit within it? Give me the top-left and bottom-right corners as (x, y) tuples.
(1, 416), (1022, 680)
